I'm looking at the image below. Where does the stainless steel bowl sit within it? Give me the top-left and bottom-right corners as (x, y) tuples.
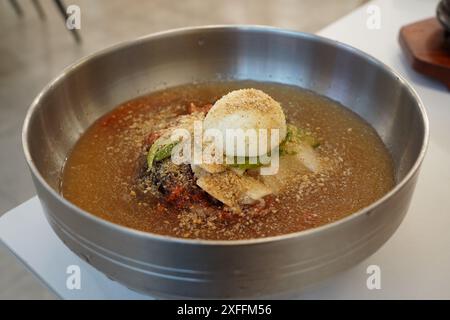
(22, 26), (428, 298)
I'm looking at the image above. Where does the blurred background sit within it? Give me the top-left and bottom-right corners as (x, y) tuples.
(0, 0), (366, 299)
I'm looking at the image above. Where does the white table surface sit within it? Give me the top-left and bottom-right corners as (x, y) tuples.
(1, 0), (449, 299)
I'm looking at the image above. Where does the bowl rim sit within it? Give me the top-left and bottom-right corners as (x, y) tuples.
(22, 25), (429, 246)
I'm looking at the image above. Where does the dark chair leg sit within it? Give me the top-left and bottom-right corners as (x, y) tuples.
(53, 0), (82, 44)
(8, 0), (24, 17)
(31, 0), (46, 20)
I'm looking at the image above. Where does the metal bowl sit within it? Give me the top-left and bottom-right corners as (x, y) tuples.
(22, 26), (428, 298)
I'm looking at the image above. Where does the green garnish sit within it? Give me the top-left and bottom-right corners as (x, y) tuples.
(154, 142), (178, 161)
(225, 124), (320, 171)
(230, 162), (264, 170)
(228, 156), (265, 170)
(147, 139), (179, 169)
(279, 124), (320, 155)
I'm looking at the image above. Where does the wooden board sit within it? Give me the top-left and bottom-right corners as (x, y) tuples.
(399, 17), (450, 89)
